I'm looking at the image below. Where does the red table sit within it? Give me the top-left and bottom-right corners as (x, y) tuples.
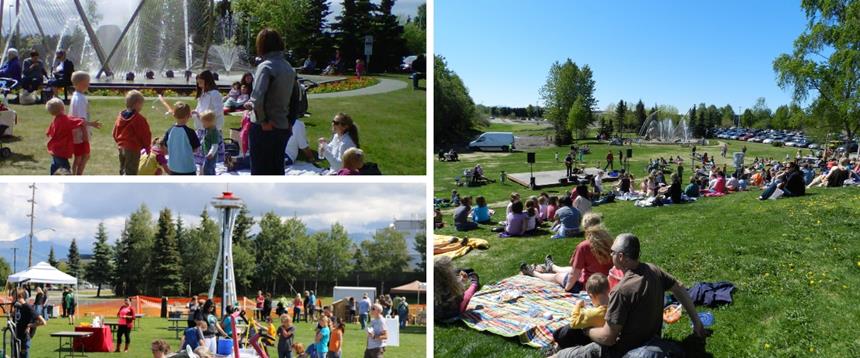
(73, 326), (114, 352)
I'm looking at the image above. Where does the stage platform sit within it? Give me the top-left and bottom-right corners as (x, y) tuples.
(87, 73), (345, 92)
(506, 168), (620, 189)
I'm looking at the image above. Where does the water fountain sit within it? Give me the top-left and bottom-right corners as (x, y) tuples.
(209, 41), (241, 72)
(639, 113), (692, 143)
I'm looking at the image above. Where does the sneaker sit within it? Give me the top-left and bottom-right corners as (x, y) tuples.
(544, 255), (555, 273)
(520, 262), (535, 276)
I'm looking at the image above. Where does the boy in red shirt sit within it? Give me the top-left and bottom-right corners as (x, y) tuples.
(112, 90), (151, 175)
(45, 98), (87, 175)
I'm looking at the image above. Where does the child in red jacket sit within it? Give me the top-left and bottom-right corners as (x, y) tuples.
(45, 98), (88, 175)
(112, 90), (151, 175)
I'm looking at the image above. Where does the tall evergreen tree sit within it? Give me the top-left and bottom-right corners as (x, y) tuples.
(85, 223), (114, 297)
(635, 100), (647, 130)
(48, 245), (59, 267)
(232, 206), (255, 247)
(615, 100), (627, 136)
(370, 0), (406, 72)
(67, 239), (81, 278)
(114, 205), (154, 296)
(332, 0), (375, 69)
(150, 209), (184, 296)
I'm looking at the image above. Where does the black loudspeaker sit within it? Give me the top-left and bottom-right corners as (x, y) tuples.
(527, 152), (536, 163)
(626, 148), (633, 158)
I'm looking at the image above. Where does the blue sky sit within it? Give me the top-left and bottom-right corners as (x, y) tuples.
(0, 183), (425, 254)
(436, 1), (807, 111)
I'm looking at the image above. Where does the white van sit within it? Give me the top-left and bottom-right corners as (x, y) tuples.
(469, 132), (515, 152)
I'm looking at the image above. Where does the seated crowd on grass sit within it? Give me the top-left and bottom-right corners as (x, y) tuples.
(434, 213), (712, 357)
(37, 28), (367, 176)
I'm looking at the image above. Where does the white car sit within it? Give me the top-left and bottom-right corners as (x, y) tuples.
(762, 138), (774, 144)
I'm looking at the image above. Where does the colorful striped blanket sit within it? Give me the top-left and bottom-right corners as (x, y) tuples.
(461, 275), (585, 348)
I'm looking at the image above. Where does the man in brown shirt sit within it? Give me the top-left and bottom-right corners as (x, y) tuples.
(553, 234), (708, 358)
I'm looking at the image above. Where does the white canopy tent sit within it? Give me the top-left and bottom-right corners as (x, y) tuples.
(7, 262), (78, 285)
(7, 261), (77, 316)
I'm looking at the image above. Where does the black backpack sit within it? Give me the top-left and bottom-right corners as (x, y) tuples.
(288, 77), (308, 124)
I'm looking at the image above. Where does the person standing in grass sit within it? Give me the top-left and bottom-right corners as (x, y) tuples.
(292, 293), (303, 323)
(551, 234), (708, 358)
(396, 296), (409, 329)
(65, 287), (76, 325)
(364, 304), (388, 358)
(200, 110), (221, 175)
(316, 316), (331, 357)
(112, 90), (151, 175)
(244, 28), (295, 175)
(277, 314), (296, 358)
(13, 287), (46, 358)
(358, 293), (372, 329)
(163, 102), (201, 176)
(68, 71), (100, 175)
(115, 298), (135, 353)
(328, 318), (345, 358)
(45, 98), (87, 175)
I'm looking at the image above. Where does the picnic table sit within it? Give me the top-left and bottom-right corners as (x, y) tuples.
(50, 331), (92, 358)
(73, 326), (113, 352)
(167, 317), (185, 340)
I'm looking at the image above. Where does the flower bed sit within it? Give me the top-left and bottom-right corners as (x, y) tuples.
(309, 76), (380, 94)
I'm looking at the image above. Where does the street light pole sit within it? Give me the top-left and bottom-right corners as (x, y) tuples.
(27, 183), (36, 267)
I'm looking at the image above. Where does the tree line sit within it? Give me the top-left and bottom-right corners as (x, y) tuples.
(47, 205), (424, 298)
(233, 0), (425, 73)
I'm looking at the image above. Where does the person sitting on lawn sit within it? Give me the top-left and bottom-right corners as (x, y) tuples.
(112, 90), (151, 175)
(453, 196), (479, 231)
(538, 194), (550, 221)
(524, 199), (539, 235)
(615, 170), (633, 194)
(21, 50), (47, 94)
(759, 161), (806, 200)
(222, 81), (241, 106)
(550, 233), (708, 358)
(522, 213), (612, 293)
(471, 195), (493, 224)
(547, 196), (559, 222)
(551, 194), (581, 239)
(572, 185), (592, 215)
(0, 48), (21, 84)
(337, 147), (364, 175)
(163, 102), (201, 176)
(683, 176), (700, 198)
(434, 256), (480, 322)
(497, 200), (527, 237)
(668, 173), (683, 203)
(704, 171), (727, 195)
(551, 273), (611, 351)
(45, 98), (87, 175)
(506, 192), (521, 215)
(319, 113), (359, 174)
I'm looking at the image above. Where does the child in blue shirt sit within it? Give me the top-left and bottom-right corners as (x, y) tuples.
(163, 102), (200, 175)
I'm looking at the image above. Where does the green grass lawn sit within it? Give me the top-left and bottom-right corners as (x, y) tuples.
(28, 316), (426, 357)
(0, 75), (425, 175)
(433, 138), (860, 357)
(481, 120), (555, 138)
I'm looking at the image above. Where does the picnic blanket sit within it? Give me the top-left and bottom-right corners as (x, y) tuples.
(434, 235), (489, 259)
(461, 275), (585, 348)
(215, 161), (327, 176)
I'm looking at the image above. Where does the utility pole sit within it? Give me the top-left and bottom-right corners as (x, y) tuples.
(12, 247), (17, 272)
(27, 183), (36, 268)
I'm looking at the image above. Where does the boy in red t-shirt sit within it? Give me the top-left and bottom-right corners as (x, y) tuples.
(112, 90), (151, 175)
(45, 98), (87, 175)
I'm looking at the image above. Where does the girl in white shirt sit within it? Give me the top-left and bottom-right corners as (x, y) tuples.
(193, 70), (225, 131)
(319, 113), (359, 173)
